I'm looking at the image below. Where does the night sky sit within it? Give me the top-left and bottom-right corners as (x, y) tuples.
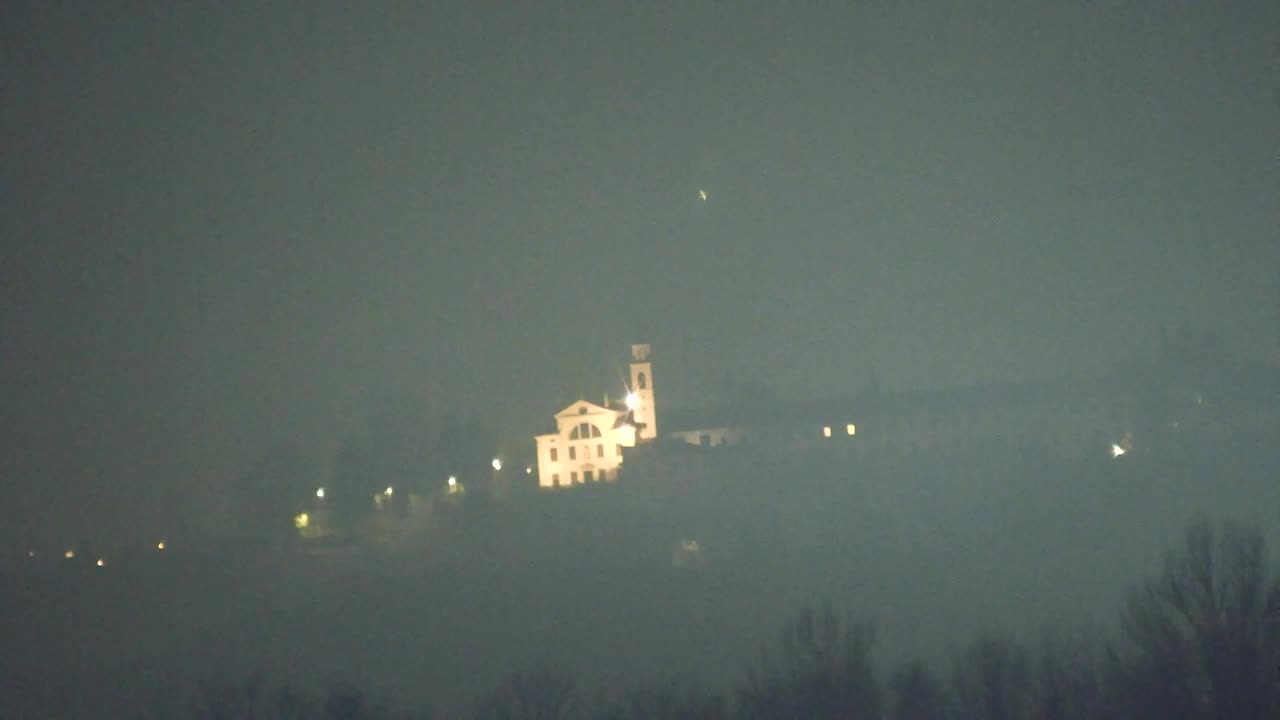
(2, 2), (1276, 540)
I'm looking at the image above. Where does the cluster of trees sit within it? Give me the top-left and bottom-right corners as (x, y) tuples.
(173, 517), (1279, 719)
(230, 398), (503, 539)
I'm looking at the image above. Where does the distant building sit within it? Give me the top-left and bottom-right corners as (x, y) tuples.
(532, 344), (656, 489)
(533, 338), (1279, 490)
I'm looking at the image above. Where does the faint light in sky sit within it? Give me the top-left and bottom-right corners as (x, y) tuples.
(157, 541), (165, 550)
(698, 189), (708, 201)
(96, 558), (105, 567)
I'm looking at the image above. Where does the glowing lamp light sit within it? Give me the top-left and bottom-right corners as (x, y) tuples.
(625, 392), (640, 410)
(157, 541), (165, 551)
(64, 550), (75, 559)
(315, 487), (325, 499)
(384, 486), (394, 496)
(294, 512), (310, 529)
(491, 458), (502, 471)
(96, 558), (105, 567)
(1111, 443), (1126, 458)
(822, 426), (832, 438)
(525, 466), (532, 475)
(448, 475), (458, 488)
(846, 423), (857, 436)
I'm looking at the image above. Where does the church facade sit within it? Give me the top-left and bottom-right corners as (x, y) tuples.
(533, 344), (657, 489)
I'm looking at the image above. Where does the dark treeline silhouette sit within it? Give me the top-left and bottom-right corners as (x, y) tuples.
(146, 516), (1280, 719)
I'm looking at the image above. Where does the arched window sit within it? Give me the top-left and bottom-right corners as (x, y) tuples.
(568, 423), (603, 440)
(637, 372), (647, 390)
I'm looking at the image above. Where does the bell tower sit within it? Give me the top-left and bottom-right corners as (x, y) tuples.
(627, 344), (658, 441)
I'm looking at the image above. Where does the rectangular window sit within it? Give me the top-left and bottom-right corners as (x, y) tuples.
(568, 447), (576, 460)
(584, 470), (594, 482)
(596, 444), (604, 458)
(549, 448), (558, 462)
(570, 471), (578, 483)
(700, 433), (711, 446)
(846, 423), (857, 436)
(822, 426), (832, 438)
(616, 444), (623, 456)
(552, 473), (560, 486)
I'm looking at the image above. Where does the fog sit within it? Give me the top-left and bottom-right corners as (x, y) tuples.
(2, 1), (1278, 718)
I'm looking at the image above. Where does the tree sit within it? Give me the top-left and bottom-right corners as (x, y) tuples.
(949, 633), (1034, 720)
(469, 669), (580, 720)
(1110, 517), (1280, 719)
(737, 605), (882, 719)
(887, 660), (948, 720)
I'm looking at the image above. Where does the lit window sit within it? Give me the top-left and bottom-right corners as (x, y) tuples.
(550, 448), (558, 462)
(822, 426), (832, 438)
(596, 444), (604, 458)
(846, 423), (856, 436)
(569, 447), (576, 460)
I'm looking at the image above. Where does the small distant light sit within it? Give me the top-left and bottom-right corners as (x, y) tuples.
(525, 466), (532, 475)
(822, 426), (832, 438)
(625, 392), (640, 410)
(27, 550), (35, 558)
(1111, 443), (1126, 458)
(698, 188), (709, 201)
(315, 487), (325, 499)
(846, 423), (856, 436)
(384, 486), (394, 496)
(491, 458), (502, 471)
(448, 475), (457, 488)
(156, 541), (165, 550)
(64, 550), (75, 559)
(96, 558), (104, 567)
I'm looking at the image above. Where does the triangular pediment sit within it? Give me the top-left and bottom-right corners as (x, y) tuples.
(554, 400), (619, 419)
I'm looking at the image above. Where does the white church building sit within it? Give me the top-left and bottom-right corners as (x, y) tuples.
(533, 344), (658, 489)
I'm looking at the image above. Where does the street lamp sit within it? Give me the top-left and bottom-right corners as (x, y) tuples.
(491, 457), (502, 471)
(315, 487), (325, 499)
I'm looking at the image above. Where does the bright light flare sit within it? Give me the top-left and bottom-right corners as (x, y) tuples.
(625, 392), (640, 410)
(491, 458), (502, 471)
(95, 558), (105, 567)
(315, 487), (325, 499)
(1111, 443), (1126, 458)
(157, 541), (165, 550)
(525, 466), (532, 475)
(384, 486), (394, 496)
(447, 475), (458, 488)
